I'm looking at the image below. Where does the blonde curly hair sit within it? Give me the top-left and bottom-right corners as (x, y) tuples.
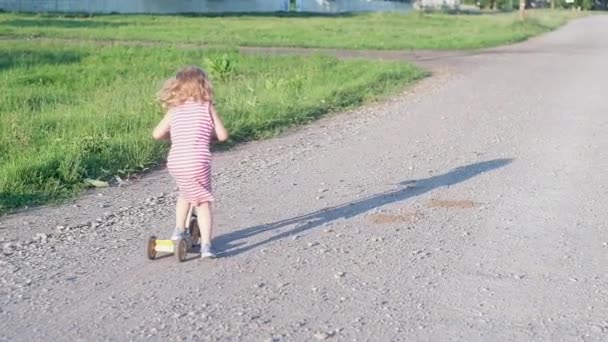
(158, 66), (213, 110)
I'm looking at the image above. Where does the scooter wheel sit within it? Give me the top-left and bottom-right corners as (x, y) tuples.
(189, 217), (201, 247)
(175, 238), (188, 262)
(147, 236), (157, 260)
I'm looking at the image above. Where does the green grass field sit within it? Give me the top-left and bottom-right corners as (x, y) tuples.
(0, 9), (584, 213)
(0, 10), (585, 50)
(0, 41), (425, 213)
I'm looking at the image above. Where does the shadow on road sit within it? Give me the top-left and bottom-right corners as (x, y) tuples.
(215, 158), (512, 257)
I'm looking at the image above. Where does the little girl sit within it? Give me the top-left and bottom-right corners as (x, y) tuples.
(153, 66), (229, 259)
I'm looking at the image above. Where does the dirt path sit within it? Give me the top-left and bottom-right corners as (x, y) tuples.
(0, 35), (564, 68)
(1, 16), (608, 341)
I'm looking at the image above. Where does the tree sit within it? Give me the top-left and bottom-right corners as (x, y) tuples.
(519, 0), (525, 21)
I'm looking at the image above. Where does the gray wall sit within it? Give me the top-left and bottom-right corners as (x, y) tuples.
(0, 0), (416, 13)
(0, 0), (285, 13)
(299, 0), (412, 13)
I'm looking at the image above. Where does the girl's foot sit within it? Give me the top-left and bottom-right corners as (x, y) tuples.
(171, 228), (190, 241)
(200, 244), (216, 259)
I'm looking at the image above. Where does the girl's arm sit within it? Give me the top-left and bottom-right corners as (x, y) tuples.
(152, 112), (171, 141)
(210, 103), (229, 142)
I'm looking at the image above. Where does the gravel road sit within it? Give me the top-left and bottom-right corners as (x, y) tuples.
(1, 15), (607, 342)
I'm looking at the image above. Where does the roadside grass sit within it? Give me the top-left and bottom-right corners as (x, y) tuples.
(0, 10), (585, 50)
(0, 41), (425, 213)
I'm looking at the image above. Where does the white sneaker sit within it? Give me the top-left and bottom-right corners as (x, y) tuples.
(170, 229), (190, 241)
(200, 244), (216, 259)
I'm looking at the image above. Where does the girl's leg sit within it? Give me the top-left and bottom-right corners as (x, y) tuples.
(195, 202), (213, 246)
(172, 197), (190, 239)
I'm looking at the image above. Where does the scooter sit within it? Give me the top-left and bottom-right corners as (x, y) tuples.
(146, 205), (200, 262)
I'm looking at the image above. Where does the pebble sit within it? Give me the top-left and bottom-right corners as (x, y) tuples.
(335, 272), (345, 279)
(173, 312), (186, 319)
(514, 274), (525, 280)
(314, 332), (331, 340)
(56, 225), (66, 231)
(590, 325), (605, 333)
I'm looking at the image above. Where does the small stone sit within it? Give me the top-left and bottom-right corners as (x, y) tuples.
(590, 325), (604, 333)
(292, 235), (300, 240)
(314, 332), (330, 340)
(514, 274), (525, 280)
(56, 225), (66, 231)
(307, 242), (318, 248)
(318, 189), (329, 193)
(316, 196), (324, 200)
(569, 278), (578, 282)
(335, 272), (345, 279)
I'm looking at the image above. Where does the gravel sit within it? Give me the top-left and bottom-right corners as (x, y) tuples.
(1, 16), (608, 341)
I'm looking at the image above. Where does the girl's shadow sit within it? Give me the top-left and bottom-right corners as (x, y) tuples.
(214, 158), (512, 258)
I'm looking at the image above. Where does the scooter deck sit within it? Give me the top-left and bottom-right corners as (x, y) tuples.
(154, 239), (175, 253)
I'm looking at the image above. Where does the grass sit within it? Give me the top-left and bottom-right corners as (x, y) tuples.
(0, 41), (425, 213)
(0, 9), (584, 212)
(0, 10), (586, 50)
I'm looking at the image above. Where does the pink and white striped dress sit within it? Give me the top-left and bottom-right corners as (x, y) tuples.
(167, 101), (215, 205)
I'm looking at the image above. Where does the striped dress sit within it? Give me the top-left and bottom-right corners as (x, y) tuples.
(167, 101), (215, 205)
